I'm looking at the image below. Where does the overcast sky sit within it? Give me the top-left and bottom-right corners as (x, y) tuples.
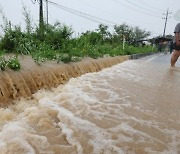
(0, 0), (179, 38)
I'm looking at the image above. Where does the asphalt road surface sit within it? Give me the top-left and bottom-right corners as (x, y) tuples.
(142, 52), (180, 66)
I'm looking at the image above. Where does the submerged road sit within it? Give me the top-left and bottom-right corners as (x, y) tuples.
(0, 53), (180, 154)
(142, 52), (180, 66)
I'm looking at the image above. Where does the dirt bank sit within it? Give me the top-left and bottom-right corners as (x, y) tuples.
(0, 55), (129, 106)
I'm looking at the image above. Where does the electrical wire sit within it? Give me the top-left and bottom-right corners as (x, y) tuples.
(74, 0), (156, 26)
(124, 0), (162, 15)
(45, 0), (119, 27)
(44, 0), (167, 27)
(41, 0), (173, 36)
(135, 0), (166, 12)
(110, 0), (161, 18)
(69, 0), (167, 28)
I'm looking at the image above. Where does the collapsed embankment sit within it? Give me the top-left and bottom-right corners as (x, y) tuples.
(0, 55), (130, 106)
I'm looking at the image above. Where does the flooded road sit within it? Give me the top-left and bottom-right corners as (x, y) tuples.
(0, 55), (180, 154)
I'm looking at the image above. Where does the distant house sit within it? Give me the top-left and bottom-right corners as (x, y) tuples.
(154, 37), (172, 44)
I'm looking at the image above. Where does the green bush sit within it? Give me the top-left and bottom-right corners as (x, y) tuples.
(0, 26), (22, 52)
(0, 56), (7, 71)
(7, 56), (21, 70)
(57, 53), (71, 63)
(16, 35), (38, 55)
(31, 43), (57, 64)
(0, 26), (38, 55)
(79, 31), (103, 45)
(0, 55), (21, 71)
(44, 23), (73, 50)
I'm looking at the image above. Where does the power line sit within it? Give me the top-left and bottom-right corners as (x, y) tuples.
(46, 0), (120, 27)
(124, 0), (163, 15)
(73, 0), (161, 26)
(31, 0), (172, 37)
(47, 0), (162, 28)
(135, 0), (166, 13)
(110, 0), (161, 19)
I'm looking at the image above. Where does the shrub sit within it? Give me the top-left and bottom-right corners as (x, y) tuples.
(44, 23), (73, 50)
(78, 31), (103, 46)
(7, 56), (21, 70)
(57, 53), (71, 63)
(31, 43), (56, 64)
(0, 26), (22, 52)
(0, 56), (7, 71)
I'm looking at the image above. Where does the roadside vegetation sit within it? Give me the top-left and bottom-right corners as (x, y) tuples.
(0, 7), (157, 71)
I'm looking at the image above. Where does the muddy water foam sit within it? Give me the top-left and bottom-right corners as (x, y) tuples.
(0, 60), (180, 154)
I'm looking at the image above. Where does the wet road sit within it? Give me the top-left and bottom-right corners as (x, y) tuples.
(142, 52), (180, 66)
(0, 53), (180, 154)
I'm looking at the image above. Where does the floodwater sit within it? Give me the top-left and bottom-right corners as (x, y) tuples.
(0, 59), (180, 154)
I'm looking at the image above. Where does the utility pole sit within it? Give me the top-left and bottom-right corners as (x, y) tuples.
(162, 8), (172, 37)
(39, 0), (44, 39)
(123, 35), (125, 50)
(46, 0), (48, 26)
(31, 0), (44, 39)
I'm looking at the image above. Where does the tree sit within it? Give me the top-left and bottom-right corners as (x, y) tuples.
(96, 24), (111, 42)
(79, 31), (103, 45)
(133, 26), (151, 44)
(114, 23), (134, 45)
(44, 22), (73, 49)
(113, 23), (151, 45)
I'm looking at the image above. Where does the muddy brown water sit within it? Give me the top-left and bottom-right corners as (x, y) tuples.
(0, 57), (180, 154)
(0, 56), (128, 106)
